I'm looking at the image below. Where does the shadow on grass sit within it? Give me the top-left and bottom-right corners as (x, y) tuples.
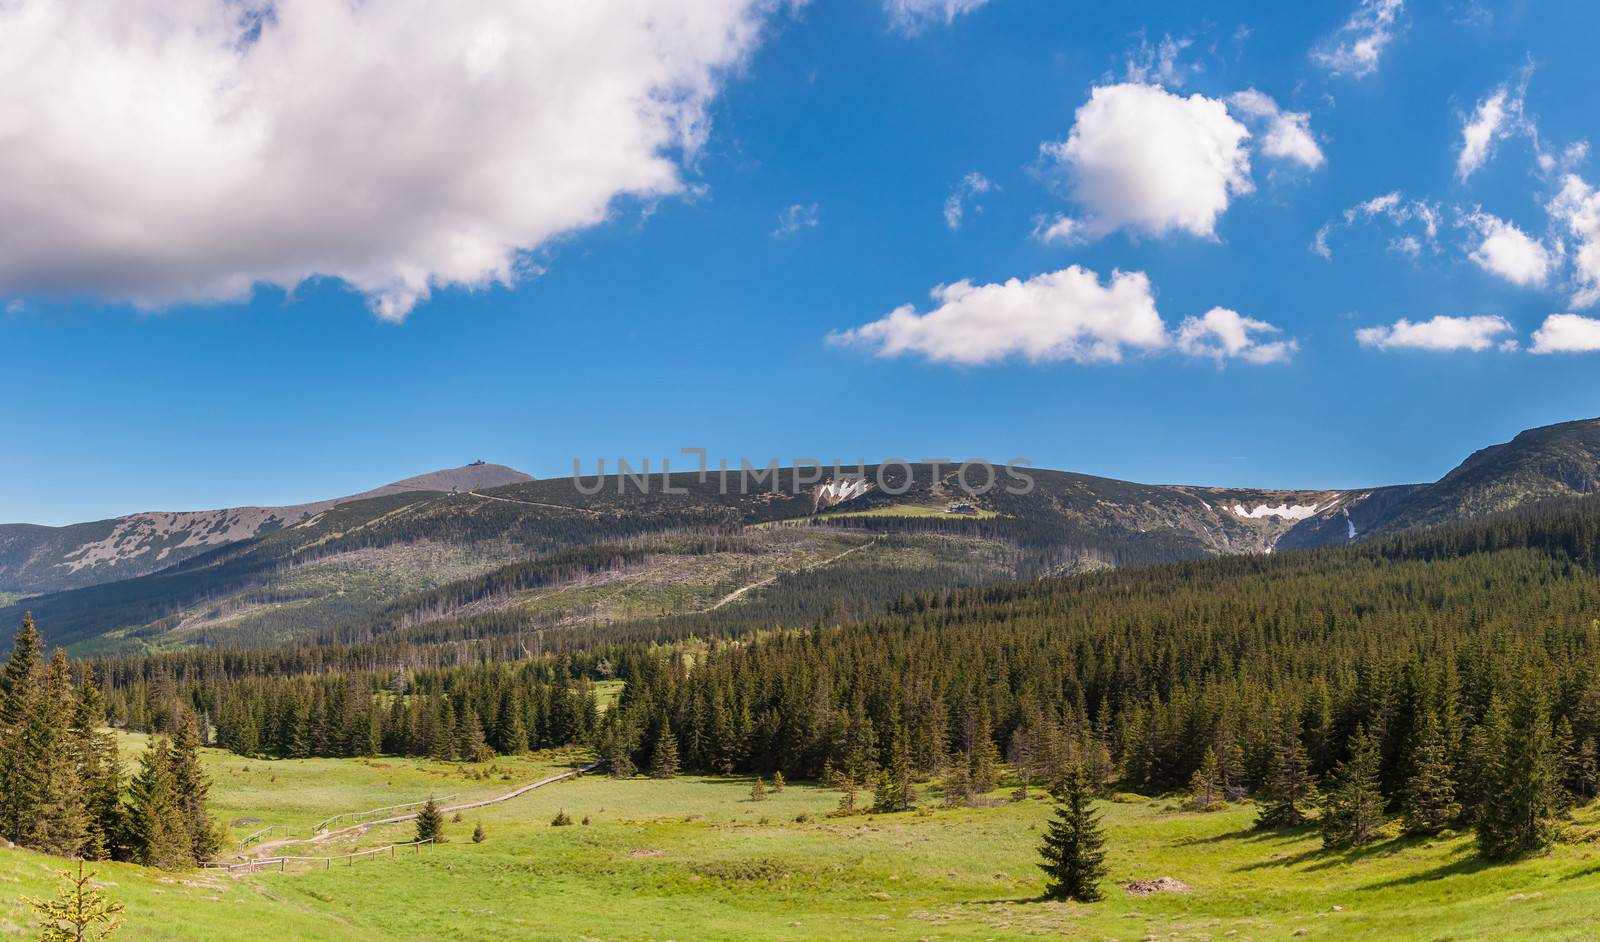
(1180, 824), (1313, 847)
(1358, 847), (1494, 890)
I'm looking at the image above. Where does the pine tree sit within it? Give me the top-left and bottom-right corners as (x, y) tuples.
(415, 797), (445, 844)
(26, 860), (124, 942)
(124, 738), (194, 870)
(771, 771), (785, 793)
(831, 767), (862, 816)
(1320, 726), (1386, 849)
(650, 723), (681, 778)
(472, 821), (487, 844)
(1459, 698), (1508, 823)
(942, 755), (973, 808)
(169, 715), (219, 864)
(28, 650), (88, 858)
(0, 613), (44, 845)
(1572, 737), (1599, 803)
(1476, 681), (1562, 859)
(1037, 762), (1108, 902)
(1190, 747), (1224, 811)
(750, 777), (768, 802)
(1401, 712), (1460, 835)
(1256, 726), (1316, 830)
(455, 707), (488, 762)
(71, 680), (122, 861)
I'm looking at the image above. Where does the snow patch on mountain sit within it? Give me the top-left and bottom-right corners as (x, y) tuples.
(813, 478), (874, 512)
(1230, 502), (1323, 520)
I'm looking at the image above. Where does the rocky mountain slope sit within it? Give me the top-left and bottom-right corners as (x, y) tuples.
(0, 463), (531, 594)
(6, 418), (1599, 653)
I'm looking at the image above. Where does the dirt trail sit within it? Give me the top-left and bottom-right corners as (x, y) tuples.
(696, 537), (878, 613)
(237, 762), (598, 860)
(466, 491), (603, 516)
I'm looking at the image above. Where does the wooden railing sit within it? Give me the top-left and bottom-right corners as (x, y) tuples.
(207, 839), (436, 874)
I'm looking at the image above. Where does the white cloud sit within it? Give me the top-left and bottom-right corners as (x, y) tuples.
(828, 266), (1294, 367)
(1176, 307), (1298, 365)
(1355, 314), (1514, 351)
(1530, 313), (1600, 353)
(829, 267), (1167, 365)
(1461, 211), (1556, 287)
(1326, 190), (1441, 257)
(1032, 214), (1084, 246)
(773, 203), (820, 239)
(1458, 87), (1514, 181)
(1311, 224), (1334, 260)
(1314, 0), (1405, 78)
(884, 0), (987, 33)
(0, 0), (783, 320)
(1042, 83), (1252, 240)
(1548, 174), (1600, 307)
(943, 172), (995, 231)
(1455, 67), (1546, 182)
(1390, 235), (1423, 258)
(1227, 90), (1325, 170)
(1124, 34), (1198, 88)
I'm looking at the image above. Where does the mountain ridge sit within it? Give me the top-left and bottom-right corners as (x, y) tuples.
(0, 462), (531, 594)
(4, 418), (1600, 654)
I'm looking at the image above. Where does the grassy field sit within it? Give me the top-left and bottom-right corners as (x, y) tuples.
(758, 503), (1001, 528)
(3, 743), (1599, 940)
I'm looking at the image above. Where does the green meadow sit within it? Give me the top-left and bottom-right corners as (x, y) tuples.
(4, 741), (1599, 941)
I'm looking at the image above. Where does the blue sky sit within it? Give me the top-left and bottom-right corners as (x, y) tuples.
(4, 0), (1600, 525)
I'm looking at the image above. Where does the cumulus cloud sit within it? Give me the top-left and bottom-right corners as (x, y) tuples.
(1042, 84), (1252, 241)
(0, 0), (783, 320)
(828, 266), (1293, 367)
(1530, 313), (1600, 353)
(943, 172), (995, 231)
(1548, 174), (1600, 307)
(1313, 0), (1405, 78)
(1227, 90), (1325, 170)
(1355, 314), (1514, 351)
(1176, 307), (1299, 365)
(1461, 211), (1557, 287)
(884, 0), (987, 33)
(773, 203), (821, 239)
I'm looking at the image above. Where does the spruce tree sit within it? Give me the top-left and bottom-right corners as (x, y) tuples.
(0, 613), (44, 845)
(28, 650), (87, 858)
(1037, 762), (1108, 902)
(457, 707), (489, 762)
(1189, 747), (1224, 811)
(71, 680), (122, 861)
(1401, 712), (1460, 835)
(26, 860), (125, 942)
(941, 755), (973, 808)
(169, 715), (219, 864)
(1320, 726), (1386, 849)
(1476, 682), (1562, 859)
(649, 723), (681, 778)
(1256, 726), (1316, 830)
(750, 777), (768, 802)
(124, 738), (194, 870)
(415, 797), (445, 844)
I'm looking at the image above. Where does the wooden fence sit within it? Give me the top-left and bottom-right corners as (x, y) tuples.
(206, 839), (436, 874)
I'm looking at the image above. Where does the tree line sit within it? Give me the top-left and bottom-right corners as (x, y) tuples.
(1, 615), (217, 870)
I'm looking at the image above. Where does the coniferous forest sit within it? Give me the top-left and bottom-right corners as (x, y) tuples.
(0, 494), (1588, 878)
